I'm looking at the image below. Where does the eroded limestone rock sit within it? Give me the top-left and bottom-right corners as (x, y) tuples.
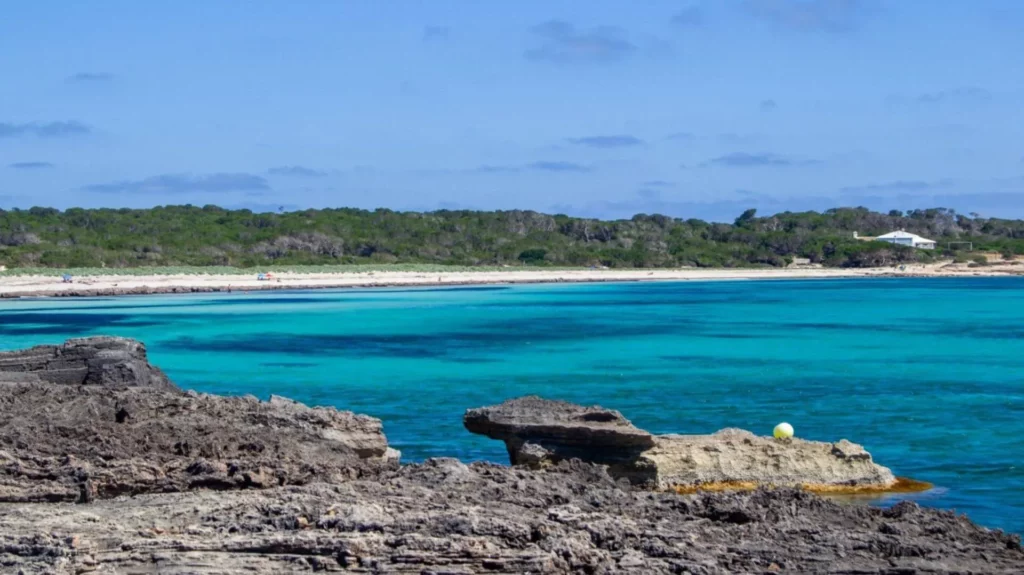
(0, 336), (174, 389)
(463, 395), (654, 469)
(643, 429), (896, 491)
(465, 397), (898, 491)
(0, 338), (396, 502)
(1, 341), (1020, 573)
(1, 460), (1020, 574)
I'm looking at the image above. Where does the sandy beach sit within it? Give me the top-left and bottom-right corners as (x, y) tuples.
(1, 262), (1021, 298)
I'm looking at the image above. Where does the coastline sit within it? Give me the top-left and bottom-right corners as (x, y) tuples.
(2, 337), (1022, 572)
(2, 263), (1022, 298)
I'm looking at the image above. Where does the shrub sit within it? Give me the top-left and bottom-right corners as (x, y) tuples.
(517, 248), (548, 265)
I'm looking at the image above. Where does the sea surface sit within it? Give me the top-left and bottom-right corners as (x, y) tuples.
(2, 278), (1022, 534)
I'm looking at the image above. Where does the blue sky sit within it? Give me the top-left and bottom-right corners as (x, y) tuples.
(2, 0), (1023, 221)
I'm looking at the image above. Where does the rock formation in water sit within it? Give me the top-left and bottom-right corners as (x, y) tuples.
(0, 337), (396, 503)
(463, 395), (655, 468)
(0, 338), (1021, 574)
(646, 430), (897, 492)
(465, 396), (897, 491)
(0, 336), (174, 389)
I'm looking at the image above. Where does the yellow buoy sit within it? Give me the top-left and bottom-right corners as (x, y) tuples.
(773, 422), (794, 439)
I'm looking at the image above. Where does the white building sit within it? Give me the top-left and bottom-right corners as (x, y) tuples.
(874, 231), (937, 250)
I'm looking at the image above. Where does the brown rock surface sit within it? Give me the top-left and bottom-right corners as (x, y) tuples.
(463, 396), (655, 469)
(1, 459), (1021, 574)
(0, 336), (173, 389)
(644, 429), (897, 491)
(465, 397), (898, 491)
(0, 338), (395, 503)
(0, 341), (1021, 573)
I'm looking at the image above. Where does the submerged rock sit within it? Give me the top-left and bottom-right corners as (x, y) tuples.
(465, 397), (898, 491)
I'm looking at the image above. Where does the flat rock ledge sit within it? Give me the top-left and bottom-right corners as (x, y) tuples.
(465, 396), (898, 492)
(0, 337), (397, 503)
(463, 395), (655, 468)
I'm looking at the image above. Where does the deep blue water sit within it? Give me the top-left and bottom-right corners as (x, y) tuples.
(1, 278), (1022, 534)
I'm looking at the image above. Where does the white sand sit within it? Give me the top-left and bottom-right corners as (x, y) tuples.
(1, 263), (1020, 298)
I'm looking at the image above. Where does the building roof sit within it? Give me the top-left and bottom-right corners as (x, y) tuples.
(875, 231), (936, 243)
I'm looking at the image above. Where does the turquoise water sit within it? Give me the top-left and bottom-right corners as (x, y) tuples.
(2, 278), (1022, 534)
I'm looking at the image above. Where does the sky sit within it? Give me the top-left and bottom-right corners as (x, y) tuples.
(2, 0), (1023, 222)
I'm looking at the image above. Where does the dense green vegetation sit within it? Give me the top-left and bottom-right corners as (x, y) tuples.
(2, 205), (1023, 270)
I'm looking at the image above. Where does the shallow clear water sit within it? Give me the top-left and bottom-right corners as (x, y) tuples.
(2, 278), (1022, 534)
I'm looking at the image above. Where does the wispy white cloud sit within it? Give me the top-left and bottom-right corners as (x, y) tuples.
(0, 121), (91, 138)
(525, 20), (637, 65)
(9, 161), (55, 170)
(567, 135), (643, 148)
(744, 0), (875, 33)
(83, 173), (270, 194)
(267, 166), (328, 178)
(66, 72), (114, 83)
(702, 152), (819, 168)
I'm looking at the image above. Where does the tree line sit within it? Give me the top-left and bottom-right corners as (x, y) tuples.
(1, 205), (1022, 269)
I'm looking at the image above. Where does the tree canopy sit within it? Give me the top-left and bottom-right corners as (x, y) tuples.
(1, 205), (1022, 269)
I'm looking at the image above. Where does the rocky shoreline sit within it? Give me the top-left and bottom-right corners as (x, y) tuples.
(1, 338), (1021, 573)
